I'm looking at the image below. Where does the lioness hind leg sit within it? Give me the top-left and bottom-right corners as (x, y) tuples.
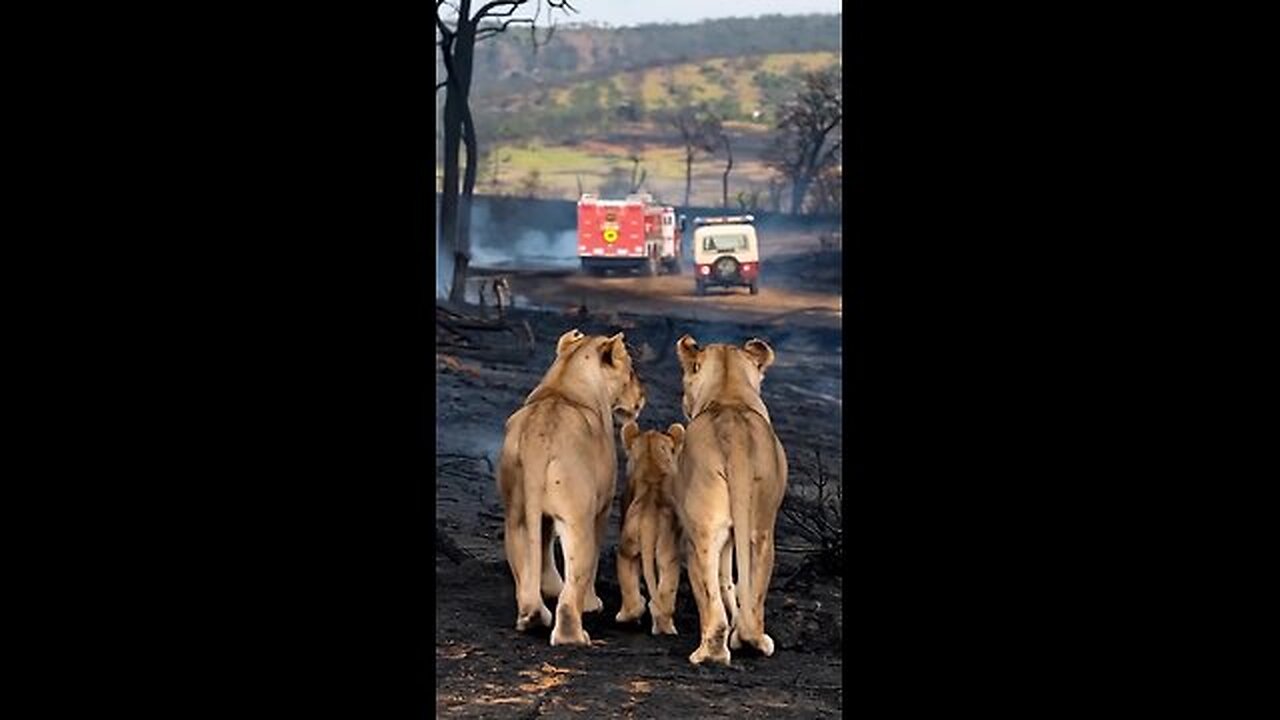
(687, 531), (731, 666)
(615, 509), (646, 624)
(515, 498), (552, 632)
(503, 512), (527, 608)
(730, 528), (777, 656)
(540, 517), (563, 599)
(583, 505), (608, 614)
(505, 507), (550, 631)
(718, 538), (738, 637)
(509, 520), (550, 627)
(550, 519), (594, 647)
(684, 539), (711, 649)
(751, 528), (777, 657)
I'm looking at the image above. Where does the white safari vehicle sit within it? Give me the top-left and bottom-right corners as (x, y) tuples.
(692, 215), (761, 295)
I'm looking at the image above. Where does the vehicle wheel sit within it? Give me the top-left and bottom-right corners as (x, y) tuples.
(749, 281), (759, 295)
(696, 280), (706, 296)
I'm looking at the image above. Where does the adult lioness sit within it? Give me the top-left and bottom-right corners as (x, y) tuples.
(615, 420), (685, 635)
(538, 360), (647, 613)
(498, 329), (644, 647)
(673, 334), (787, 666)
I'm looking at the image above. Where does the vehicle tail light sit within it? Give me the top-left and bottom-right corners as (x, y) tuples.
(699, 265), (711, 276)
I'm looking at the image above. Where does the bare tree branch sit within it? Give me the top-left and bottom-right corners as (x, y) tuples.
(766, 67), (842, 214)
(475, 16), (534, 40)
(473, 0), (526, 19)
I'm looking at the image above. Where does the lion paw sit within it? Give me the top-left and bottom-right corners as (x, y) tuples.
(616, 606), (645, 624)
(689, 644), (731, 666)
(651, 617), (678, 635)
(550, 627), (591, 647)
(516, 604), (553, 632)
(759, 633), (775, 656)
(727, 629), (775, 656)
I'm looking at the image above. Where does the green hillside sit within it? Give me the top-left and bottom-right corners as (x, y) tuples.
(461, 14), (841, 99)
(437, 16), (842, 210)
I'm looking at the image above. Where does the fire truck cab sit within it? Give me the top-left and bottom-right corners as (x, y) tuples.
(577, 193), (683, 276)
(692, 215), (761, 295)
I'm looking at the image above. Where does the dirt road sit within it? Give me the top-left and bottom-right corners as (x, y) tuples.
(488, 249), (843, 331)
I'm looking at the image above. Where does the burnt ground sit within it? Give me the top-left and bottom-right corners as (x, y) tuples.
(436, 263), (843, 718)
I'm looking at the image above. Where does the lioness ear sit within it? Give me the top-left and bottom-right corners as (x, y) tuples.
(600, 332), (627, 367)
(676, 334), (700, 373)
(621, 420), (640, 449)
(557, 329), (585, 355)
(743, 338), (775, 372)
(667, 422), (685, 451)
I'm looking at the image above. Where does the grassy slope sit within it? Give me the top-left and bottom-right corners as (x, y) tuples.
(443, 51), (840, 206)
(542, 51), (840, 110)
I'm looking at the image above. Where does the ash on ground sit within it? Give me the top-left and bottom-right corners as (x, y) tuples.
(435, 304), (843, 718)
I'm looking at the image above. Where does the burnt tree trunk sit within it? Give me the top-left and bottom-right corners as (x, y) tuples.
(453, 96), (479, 303)
(440, 81), (461, 299)
(791, 177), (812, 215)
(721, 133), (733, 209)
(446, 3), (477, 303)
(684, 151), (693, 207)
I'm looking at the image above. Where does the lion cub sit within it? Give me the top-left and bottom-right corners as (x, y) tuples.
(615, 420), (685, 635)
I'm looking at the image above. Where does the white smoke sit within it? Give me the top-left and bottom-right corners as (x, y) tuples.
(469, 201), (579, 270)
(436, 197), (579, 300)
(436, 228), (453, 299)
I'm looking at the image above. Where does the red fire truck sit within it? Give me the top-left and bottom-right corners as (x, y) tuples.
(577, 193), (685, 275)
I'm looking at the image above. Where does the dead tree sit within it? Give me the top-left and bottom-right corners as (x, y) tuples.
(665, 104), (721, 207)
(476, 275), (511, 319)
(719, 128), (734, 209)
(436, 0), (577, 303)
(766, 67), (842, 215)
(627, 152), (647, 194)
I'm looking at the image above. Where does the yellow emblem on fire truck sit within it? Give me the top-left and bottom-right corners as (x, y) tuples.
(602, 228), (619, 243)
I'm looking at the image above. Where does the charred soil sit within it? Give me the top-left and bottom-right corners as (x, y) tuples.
(435, 303), (843, 718)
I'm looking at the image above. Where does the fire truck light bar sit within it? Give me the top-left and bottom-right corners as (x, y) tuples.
(694, 215), (755, 226)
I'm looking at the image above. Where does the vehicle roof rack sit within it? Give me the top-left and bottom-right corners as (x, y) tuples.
(694, 214), (755, 226)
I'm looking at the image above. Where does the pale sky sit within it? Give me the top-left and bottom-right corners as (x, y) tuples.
(557, 0), (841, 27)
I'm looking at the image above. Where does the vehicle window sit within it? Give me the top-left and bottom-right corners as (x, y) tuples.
(702, 234), (750, 252)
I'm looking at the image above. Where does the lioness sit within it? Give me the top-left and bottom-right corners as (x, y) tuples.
(615, 420), (685, 635)
(673, 334), (787, 666)
(497, 329), (645, 647)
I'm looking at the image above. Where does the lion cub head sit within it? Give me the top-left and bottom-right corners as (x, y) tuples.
(620, 420), (685, 485)
(675, 335), (775, 420)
